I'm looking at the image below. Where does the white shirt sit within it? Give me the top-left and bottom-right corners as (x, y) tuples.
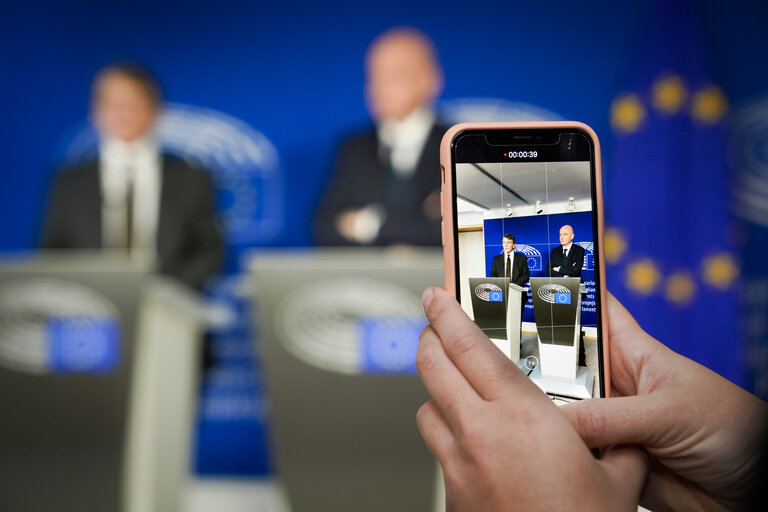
(562, 242), (573, 257)
(377, 107), (435, 178)
(100, 137), (161, 262)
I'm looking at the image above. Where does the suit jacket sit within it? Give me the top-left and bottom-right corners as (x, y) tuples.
(490, 251), (530, 303)
(546, 244), (585, 278)
(41, 155), (224, 290)
(314, 122), (444, 246)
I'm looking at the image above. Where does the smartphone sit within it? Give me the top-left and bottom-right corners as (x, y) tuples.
(440, 122), (609, 401)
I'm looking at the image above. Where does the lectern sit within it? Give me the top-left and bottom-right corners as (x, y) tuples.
(246, 249), (443, 512)
(0, 252), (203, 512)
(528, 276), (593, 399)
(467, 277), (526, 362)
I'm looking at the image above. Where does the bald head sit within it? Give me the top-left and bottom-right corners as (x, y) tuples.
(559, 225), (574, 246)
(365, 27), (443, 122)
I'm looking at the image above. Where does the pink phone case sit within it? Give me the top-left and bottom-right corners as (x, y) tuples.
(439, 121), (610, 397)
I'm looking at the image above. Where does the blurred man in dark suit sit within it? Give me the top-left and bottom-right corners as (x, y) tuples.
(41, 63), (223, 290)
(489, 233), (530, 314)
(546, 224), (585, 278)
(314, 27), (445, 246)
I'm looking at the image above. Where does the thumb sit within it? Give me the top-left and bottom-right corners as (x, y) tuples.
(561, 395), (666, 449)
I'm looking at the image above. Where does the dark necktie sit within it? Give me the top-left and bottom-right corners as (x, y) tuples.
(124, 178), (134, 251)
(506, 254), (512, 279)
(379, 142), (394, 175)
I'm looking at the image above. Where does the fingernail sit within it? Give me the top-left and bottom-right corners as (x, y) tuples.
(422, 287), (434, 307)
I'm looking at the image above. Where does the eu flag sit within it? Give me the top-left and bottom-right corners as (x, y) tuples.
(604, 0), (746, 386)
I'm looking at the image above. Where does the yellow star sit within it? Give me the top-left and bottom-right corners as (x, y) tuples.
(604, 227), (628, 264)
(652, 74), (687, 115)
(702, 253), (739, 289)
(626, 259), (661, 295)
(611, 93), (646, 134)
(691, 86), (728, 124)
(665, 271), (697, 306)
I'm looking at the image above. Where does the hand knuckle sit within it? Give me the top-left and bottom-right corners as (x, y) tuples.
(415, 402), (432, 427)
(456, 420), (488, 454)
(415, 346), (437, 373)
(575, 404), (605, 441)
(448, 330), (478, 357)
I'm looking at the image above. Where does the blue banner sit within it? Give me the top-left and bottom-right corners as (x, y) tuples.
(604, 0), (746, 386)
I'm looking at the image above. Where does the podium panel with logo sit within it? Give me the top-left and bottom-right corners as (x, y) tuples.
(529, 276), (593, 398)
(0, 253), (203, 512)
(247, 249), (442, 512)
(466, 277), (526, 362)
(468, 277), (509, 340)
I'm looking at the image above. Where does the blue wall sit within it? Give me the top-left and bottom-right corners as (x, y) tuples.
(4, 0), (765, 253)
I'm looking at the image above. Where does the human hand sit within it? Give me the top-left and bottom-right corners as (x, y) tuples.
(415, 287), (647, 511)
(554, 266), (561, 272)
(335, 205), (384, 243)
(562, 294), (768, 511)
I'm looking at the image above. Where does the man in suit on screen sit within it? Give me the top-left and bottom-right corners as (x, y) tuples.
(314, 27), (445, 246)
(546, 224), (585, 278)
(41, 62), (223, 290)
(547, 223), (587, 365)
(489, 233), (530, 313)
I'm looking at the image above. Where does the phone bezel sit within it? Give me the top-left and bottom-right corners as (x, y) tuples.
(439, 121), (608, 398)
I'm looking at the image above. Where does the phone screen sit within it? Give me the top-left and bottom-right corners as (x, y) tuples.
(450, 128), (604, 401)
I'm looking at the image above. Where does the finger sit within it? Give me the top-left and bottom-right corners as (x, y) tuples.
(604, 293), (669, 396)
(421, 287), (533, 401)
(562, 395), (673, 449)
(599, 445), (648, 504)
(416, 400), (456, 462)
(605, 292), (643, 340)
(417, 324), (482, 424)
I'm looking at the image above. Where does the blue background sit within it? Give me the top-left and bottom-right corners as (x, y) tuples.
(1, 0), (763, 253)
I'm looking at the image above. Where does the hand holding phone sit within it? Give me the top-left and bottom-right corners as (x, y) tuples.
(416, 286), (647, 511)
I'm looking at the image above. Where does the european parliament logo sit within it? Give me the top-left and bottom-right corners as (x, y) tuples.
(732, 98), (768, 229)
(474, 283), (504, 302)
(275, 277), (423, 375)
(516, 244), (543, 272)
(537, 284), (571, 305)
(59, 103), (283, 245)
(579, 242), (594, 271)
(0, 278), (121, 374)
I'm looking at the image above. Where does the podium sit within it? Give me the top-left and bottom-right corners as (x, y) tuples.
(528, 276), (593, 399)
(246, 249), (442, 512)
(467, 277), (526, 362)
(0, 252), (204, 512)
